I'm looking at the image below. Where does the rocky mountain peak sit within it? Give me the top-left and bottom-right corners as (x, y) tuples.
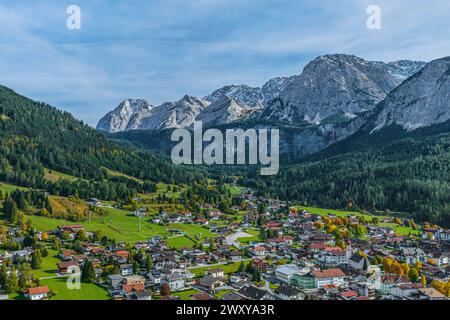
(260, 54), (425, 124)
(96, 99), (153, 133)
(370, 57), (450, 132)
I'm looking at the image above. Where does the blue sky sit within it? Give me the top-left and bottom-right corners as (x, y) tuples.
(0, 0), (449, 126)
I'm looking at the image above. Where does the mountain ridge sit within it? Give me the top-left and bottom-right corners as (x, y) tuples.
(97, 54), (425, 136)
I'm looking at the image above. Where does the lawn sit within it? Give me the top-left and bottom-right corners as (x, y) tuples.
(296, 206), (376, 221)
(173, 289), (200, 300)
(214, 290), (233, 299)
(297, 205), (417, 236)
(190, 260), (250, 277)
(238, 236), (259, 244)
(41, 277), (110, 300)
(32, 248), (60, 279)
(379, 222), (420, 236)
(226, 184), (243, 196)
(167, 236), (195, 249)
(138, 182), (186, 202)
(1, 205), (214, 244)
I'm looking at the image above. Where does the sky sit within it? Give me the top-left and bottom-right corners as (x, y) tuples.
(0, 0), (449, 126)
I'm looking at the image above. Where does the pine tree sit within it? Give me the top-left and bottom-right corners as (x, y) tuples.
(31, 249), (42, 269)
(3, 197), (18, 222)
(5, 268), (19, 294)
(238, 261), (245, 273)
(252, 268), (262, 282)
(146, 254), (153, 272)
(81, 260), (96, 283)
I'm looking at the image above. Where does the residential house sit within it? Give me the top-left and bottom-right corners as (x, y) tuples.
(198, 276), (226, 290)
(312, 268), (346, 288)
(418, 288), (446, 300)
(25, 286), (49, 301)
(120, 264), (134, 276)
(375, 275), (411, 295)
(274, 285), (305, 300)
(58, 261), (79, 274)
(238, 285), (275, 300)
(161, 274), (186, 292)
(251, 246), (267, 257)
(206, 268), (225, 278)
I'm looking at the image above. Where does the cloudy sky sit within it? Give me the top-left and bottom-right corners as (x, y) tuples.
(0, 0), (449, 126)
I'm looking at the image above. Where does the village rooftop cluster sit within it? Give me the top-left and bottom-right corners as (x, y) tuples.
(0, 187), (449, 301)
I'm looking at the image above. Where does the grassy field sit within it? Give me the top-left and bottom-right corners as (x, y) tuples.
(41, 277), (110, 300)
(297, 205), (417, 236)
(190, 260), (250, 277)
(296, 206), (376, 220)
(0, 205), (213, 244)
(238, 236), (259, 244)
(173, 289), (200, 300)
(32, 248), (60, 279)
(102, 167), (144, 184)
(167, 236), (195, 249)
(379, 222), (420, 236)
(0, 182), (27, 193)
(226, 184), (243, 196)
(43, 168), (78, 182)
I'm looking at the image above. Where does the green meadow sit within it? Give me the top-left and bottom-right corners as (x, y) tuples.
(41, 277), (110, 300)
(0, 206), (213, 244)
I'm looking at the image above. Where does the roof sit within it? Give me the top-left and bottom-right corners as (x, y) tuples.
(418, 288), (446, 298)
(191, 292), (215, 300)
(116, 251), (130, 258)
(253, 246), (266, 252)
(199, 276), (223, 287)
(340, 291), (358, 298)
(208, 268), (224, 273)
(275, 285), (301, 296)
(380, 275), (409, 284)
(276, 264), (300, 276)
(58, 261), (78, 269)
(312, 268), (345, 278)
(222, 292), (248, 300)
(123, 284), (145, 294)
(28, 286), (49, 295)
(59, 224), (84, 229)
(239, 285), (269, 300)
(349, 254), (365, 263)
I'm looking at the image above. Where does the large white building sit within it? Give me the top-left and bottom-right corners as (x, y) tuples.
(275, 264), (301, 284)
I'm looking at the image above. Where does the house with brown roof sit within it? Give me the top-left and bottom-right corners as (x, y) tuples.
(58, 261), (79, 274)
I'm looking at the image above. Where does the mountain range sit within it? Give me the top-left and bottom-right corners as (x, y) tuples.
(98, 54), (431, 160)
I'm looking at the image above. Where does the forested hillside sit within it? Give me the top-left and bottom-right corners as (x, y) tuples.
(0, 85), (208, 201)
(241, 124), (450, 227)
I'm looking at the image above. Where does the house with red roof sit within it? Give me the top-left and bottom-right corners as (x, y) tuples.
(312, 268), (346, 288)
(25, 286), (49, 300)
(338, 290), (359, 300)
